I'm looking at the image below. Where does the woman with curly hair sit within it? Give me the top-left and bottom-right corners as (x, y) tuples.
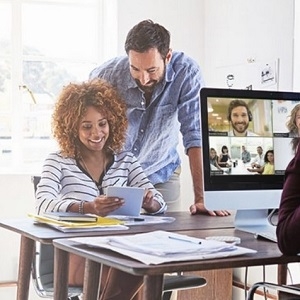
(36, 79), (166, 300)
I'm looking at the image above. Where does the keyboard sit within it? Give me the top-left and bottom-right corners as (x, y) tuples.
(254, 231), (277, 243)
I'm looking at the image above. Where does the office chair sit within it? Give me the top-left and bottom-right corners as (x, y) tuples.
(32, 176), (206, 300)
(32, 243), (82, 299)
(247, 281), (300, 300)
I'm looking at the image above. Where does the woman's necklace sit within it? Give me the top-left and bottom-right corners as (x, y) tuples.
(81, 155), (107, 185)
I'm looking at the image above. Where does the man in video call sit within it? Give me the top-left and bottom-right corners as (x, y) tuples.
(227, 99), (258, 137)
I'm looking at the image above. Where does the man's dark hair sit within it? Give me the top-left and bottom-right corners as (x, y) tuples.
(125, 19), (170, 60)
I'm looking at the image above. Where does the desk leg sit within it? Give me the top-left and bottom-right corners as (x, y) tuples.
(83, 259), (100, 300)
(16, 236), (35, 300)
(143, 275), (164, 300)
(53, 247), (69, 300)
(278, 264), (288, 285)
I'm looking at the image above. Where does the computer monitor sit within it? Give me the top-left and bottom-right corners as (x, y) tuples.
(200, 87), (300, 234)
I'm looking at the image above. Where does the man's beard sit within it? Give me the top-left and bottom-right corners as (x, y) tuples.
(232, 122), (249, 134)
(135, 64), (166, 94)
(135, 79), (158, 94)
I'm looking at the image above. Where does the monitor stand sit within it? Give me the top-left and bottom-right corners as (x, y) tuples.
(234, 209), (277, 237)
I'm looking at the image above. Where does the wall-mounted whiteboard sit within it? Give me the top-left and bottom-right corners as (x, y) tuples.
(213, 59), (279, 91)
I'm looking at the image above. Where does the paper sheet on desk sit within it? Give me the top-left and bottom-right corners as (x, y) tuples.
(72, 230), (257, 265)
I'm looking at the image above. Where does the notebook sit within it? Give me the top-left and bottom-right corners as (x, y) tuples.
(106, 186), (145, 217)
(43, 212), (97, 222)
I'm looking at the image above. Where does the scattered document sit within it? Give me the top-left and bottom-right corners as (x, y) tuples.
(72, 230), (257, 265)
(28, 213), (128, 233)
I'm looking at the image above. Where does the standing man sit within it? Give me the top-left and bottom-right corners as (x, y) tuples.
(90, 19), (229, 216)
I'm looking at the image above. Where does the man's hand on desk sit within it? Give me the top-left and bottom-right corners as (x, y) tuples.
(189, 202), (231, 217)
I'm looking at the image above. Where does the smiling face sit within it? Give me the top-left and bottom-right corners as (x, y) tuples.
(210, 149), (217, 159)
(78, 106), (109, 153)
(128, 48), (171, 93)
(230, 106), (250, 136)
(266, 151), (274, 163)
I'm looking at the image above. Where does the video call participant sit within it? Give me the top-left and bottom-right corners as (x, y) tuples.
(227, 99), (257, 137)
(210, 148), (223, 171)
(218, 145), (231, 167)
(251, 146), (264, 168)
(90, 19), (230, 216)
(241, 145), (251, 164)
(286, 103), (300, 153)
(247, 150), (274, 175)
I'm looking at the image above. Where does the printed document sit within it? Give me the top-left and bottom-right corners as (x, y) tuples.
(72, 230), (257, 265)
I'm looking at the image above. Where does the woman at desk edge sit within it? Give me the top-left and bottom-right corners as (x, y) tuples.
(35, 79), (167, 300)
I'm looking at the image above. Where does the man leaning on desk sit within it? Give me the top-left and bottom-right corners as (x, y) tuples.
(90, 19), (230, 217)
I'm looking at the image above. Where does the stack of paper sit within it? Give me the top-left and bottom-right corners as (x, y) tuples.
(28, 213), (128, 233)
(72, 230), (257, 264)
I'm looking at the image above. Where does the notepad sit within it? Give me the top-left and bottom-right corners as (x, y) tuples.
(43, 212), (97, 222)
(28, 213), (128, 233)
(106, 186), (145, 217)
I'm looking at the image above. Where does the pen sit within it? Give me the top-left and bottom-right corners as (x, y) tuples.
(133, 217), (145, 222)
(168, 236), (201, 244)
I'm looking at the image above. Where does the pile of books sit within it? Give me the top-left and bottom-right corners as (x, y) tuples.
(28, 212), (128, 232)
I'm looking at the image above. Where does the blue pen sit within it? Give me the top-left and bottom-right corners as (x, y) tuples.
(168, 236), (201, 244)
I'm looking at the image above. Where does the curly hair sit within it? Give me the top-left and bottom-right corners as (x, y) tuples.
(52, 79), (128, 159)
(286, 103), (300, 133)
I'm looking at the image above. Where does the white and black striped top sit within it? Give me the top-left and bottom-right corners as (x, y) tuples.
(36, 151), (167, 215)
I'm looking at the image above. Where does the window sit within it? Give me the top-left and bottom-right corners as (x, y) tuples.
(0, 0), (117, 174)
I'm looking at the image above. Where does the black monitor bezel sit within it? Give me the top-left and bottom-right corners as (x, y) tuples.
(200, 87), (300, 191)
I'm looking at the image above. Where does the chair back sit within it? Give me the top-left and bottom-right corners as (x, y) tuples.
(30, 175), (82, 299)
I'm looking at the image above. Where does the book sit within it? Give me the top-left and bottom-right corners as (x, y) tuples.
(43, 212), (97, 222)
(28, 213), (128, 233)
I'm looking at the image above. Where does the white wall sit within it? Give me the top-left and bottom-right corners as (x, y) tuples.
(203, 0), (294, 91)
(0, 1), (296, 299)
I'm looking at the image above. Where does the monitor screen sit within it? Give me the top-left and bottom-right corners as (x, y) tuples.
(200, 88), (300, 234)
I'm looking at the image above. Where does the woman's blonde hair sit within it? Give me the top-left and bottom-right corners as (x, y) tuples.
(286, 103), (300, 133)
(52, 79), (128, 158)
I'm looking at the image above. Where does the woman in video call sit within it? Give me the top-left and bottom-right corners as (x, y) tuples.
(247, 150), (274, 175)
(218, 145), (231, 167)
(210, 148), (223, 171)
(286, 103), (300, 153)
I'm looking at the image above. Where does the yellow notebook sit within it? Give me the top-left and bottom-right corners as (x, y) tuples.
(28, 213), (127, 232)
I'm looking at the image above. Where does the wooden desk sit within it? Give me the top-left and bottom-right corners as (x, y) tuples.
(53, 228), (300, 300)
(0, 212), (235, 300)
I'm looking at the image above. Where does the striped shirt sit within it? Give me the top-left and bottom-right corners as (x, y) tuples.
(36, 151), (167, 215)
